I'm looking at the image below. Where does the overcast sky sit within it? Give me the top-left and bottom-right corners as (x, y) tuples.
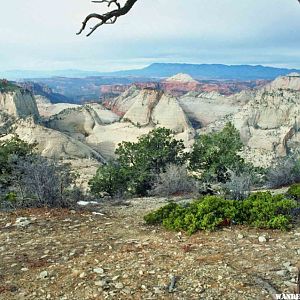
(0, 0), (300, 71)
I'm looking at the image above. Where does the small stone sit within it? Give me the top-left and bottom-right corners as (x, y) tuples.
(70, 210), (76, 214)
(139, 270), (144, 275)
(283, 262), (291, 269)
(93, 268), (104, 274)
(21, 268), (29, 272)
(276, 270), (288, 276)
(237, 234), (244, 239)
(115, 282), (124, 289)
(196, 287), (205, 293)
(284, 281), (297, 288)
(122, 288), (131, 295)
(15, 217), (31, 227)
(39, 271), (48, 279)
(72, 270), (80, 277)
(296, 249), (300, 255)
(287, 266), (298, 273)
(153, 287), (162, 294)
(79, 272), (86, 278)
(258, 236), (267, 243)
(95, 280), (107, 287)
(112, 275), (120, 281)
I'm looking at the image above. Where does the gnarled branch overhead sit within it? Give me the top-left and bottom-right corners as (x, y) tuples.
(77, 0), (138, 37)
(78, 0), (299, 37)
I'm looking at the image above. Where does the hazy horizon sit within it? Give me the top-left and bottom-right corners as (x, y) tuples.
(1, 0), (300, 72)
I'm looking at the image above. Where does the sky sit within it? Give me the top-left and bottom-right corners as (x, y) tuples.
(0, 0), (300, 72)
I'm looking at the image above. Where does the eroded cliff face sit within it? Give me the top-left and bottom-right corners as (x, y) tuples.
(229, 73), (300, 166)
(264, 72), (300, 92)
(47, 88), (194, 160)
(1, 73), (299, 173)
(107, 86), (141, 116)
(0, 89), (39, 119)
(47, 103), (120, 139)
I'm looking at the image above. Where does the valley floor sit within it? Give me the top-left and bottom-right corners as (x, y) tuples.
(0, 198), (299, 300)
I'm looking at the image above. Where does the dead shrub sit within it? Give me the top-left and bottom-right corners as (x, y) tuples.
(151, 164), (198, 197)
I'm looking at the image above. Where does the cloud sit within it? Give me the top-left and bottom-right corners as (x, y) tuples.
(0, 0), (300, 70)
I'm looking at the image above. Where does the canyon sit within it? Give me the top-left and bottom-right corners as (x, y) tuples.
(1, 72), (300, 183)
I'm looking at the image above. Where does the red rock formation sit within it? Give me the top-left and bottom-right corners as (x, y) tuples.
(100, 74), (270, 100)
(100, 85), (128, 96)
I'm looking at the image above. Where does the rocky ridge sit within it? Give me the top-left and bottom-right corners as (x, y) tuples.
(0, 89), (39, 120)
(49, 89), (194, 159)
(200, 73), (300, 166)
(1, 73), (300, 175)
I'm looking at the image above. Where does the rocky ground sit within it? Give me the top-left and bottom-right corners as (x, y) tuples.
(0, 197), (300, 300)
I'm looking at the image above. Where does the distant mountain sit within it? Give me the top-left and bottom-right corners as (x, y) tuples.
(108, 63), (300, 80)
(1, 63), (299, 81)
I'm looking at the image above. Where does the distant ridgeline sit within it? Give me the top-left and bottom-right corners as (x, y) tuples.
(2, 63), (299, 81)
(106, 63), (300, 80)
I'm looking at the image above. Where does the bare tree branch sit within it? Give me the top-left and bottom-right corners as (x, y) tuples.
(77, 0), (138, 37)
(78, 0), (299, 37)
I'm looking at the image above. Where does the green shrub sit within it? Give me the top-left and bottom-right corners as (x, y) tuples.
(145, 196), (240, 234)
(176, 197), (239, 233)
(286, 183), (300, 201)
(144, 192), (299, 233)
(241, 192), (297, 229)
(89, 161), (128, 197)
(90, 128), (187, 197)
(189, 122), (248, 184)
(0, 136), (34, 190)
(144, 202), (180, 225)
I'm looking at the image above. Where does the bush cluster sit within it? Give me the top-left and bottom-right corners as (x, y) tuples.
(89, 127), (188, 197)
(267, 154), (300, 188)
(286, 183), (300, 201)
(189, 123), (245, 183)
(144, 192), (299, 234)
(90, 123), (259, 198)
(0, 136), (81, 209)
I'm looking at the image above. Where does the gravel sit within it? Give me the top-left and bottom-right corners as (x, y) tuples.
(0, 197), (299, 299)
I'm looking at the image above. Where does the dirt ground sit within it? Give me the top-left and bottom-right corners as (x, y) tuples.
(0, 197), (299, 300)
